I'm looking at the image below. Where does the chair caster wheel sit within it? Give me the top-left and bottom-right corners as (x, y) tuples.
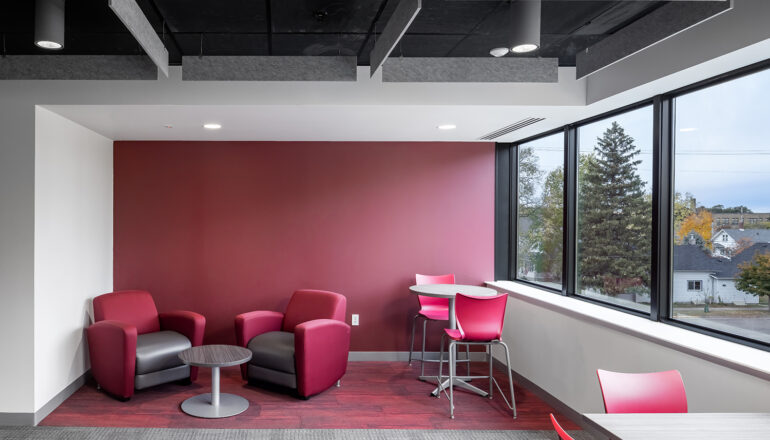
(450, 415), (455, 419)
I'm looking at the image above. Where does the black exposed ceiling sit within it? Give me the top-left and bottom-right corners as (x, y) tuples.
(0, 0), (670, 66)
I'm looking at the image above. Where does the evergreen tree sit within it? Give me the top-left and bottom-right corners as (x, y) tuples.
(532, 166), (564, 281)
(578, 122), (651, 295)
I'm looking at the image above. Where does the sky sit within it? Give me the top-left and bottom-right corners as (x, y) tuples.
(520, 67), (770, 212)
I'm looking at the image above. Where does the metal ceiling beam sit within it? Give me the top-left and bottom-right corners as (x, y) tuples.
(109, 0), (169, 77)
(576, 0), (732, 78)
(381, 57), (558, 83)
(369, 0), (421, 78)
(0, 55), (157, 80)
(182, 56), (357, 81)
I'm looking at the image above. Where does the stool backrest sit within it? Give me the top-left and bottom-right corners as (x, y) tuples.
(597, 369), (688, 414)
(415, 273), (454, 308)
(455, 292), (508, 341)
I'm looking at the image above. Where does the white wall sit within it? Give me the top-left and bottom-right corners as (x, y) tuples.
(0, 99), (36, 415)
(499, 293), (770, 414)
(33, 107), (113, 412)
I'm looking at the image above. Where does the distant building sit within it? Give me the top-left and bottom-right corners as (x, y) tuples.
(672, 244), (769, 304)
(712, 212), (770, 228)
(711, 229), (770, 257)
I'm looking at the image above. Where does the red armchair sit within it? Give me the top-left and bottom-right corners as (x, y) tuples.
(86, 290), (205, 400)
(235, 289), (350, 398)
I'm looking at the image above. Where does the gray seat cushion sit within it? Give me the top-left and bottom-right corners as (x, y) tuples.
(135, 330), (191, 375)
(247, 331), (296, 374)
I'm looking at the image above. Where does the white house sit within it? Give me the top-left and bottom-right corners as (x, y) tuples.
(711, 229), (770, 257)
(673, 244), (765, 304)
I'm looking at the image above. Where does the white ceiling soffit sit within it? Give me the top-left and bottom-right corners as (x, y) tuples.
(576, 0), (732, 79)
(369, 0), (421, 77)
(109, 0), (169, 77)
(42, 105), (576, 143)
(478, 118), (546, 140)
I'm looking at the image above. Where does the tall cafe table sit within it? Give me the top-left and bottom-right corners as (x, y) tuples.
(408, 283), (499, 397)
(583, 412), (770, 440)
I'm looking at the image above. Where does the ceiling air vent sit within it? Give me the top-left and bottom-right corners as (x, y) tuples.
(478, 117), (545, 140)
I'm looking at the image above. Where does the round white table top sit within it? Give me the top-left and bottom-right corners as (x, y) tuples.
(408, 284), (498, 298)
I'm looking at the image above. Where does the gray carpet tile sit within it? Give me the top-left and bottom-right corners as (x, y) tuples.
(0, 427), (596, 440)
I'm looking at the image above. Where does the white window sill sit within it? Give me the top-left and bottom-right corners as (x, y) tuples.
(487, 280), (770, 381)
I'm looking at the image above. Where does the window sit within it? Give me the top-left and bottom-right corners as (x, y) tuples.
(576, 106), (653, 313)
(516, 132), (564, 289)
(496, 60), (770, 351)
(672, 66), (770, 345)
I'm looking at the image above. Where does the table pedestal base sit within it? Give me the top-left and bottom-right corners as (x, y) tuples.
(420, 375), (489, 398)
(181, 393), (249, 418)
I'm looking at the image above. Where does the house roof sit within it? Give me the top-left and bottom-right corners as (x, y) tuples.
(674, 243), (770, 279)
(713, 229), (770, 243)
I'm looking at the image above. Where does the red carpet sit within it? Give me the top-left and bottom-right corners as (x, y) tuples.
(41, 362), (580, 430)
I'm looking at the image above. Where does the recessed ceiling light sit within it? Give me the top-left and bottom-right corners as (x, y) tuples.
(437, 124), (457, 130)
(511, 44), (539, 53)
(490, 47), (509, 57)
(35, 40), (62, 50)
(203, 123), (222, 130)
(679, 127), (697, 132)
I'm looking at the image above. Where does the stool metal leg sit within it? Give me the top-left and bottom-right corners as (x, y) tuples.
(449, 340), (456, 419)
(501, 341), (517, 419)
(408, 314), (420, 366)
(420, 318), (428, 376)
(488, 344), (494, 399)
(436, 333), (446, 398)
(466, 345), (471, 376)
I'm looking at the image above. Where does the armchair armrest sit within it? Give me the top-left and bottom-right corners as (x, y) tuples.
(86, 320), (137, 399)
(234, 310), (284, 380)
(234, 310), (284, 347)
(160, 310), (206, 381)
(159, 311), (206, 346)
(294, 319), (351, 397)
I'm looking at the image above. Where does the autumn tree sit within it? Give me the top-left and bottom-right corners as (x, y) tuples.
(736, 252), (770, 310)
(673, 192), (696, 233)
(676, 209), (713, 248)
(578, 122), (651, 295)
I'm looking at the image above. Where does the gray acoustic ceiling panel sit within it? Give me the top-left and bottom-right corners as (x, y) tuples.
(0, 55), (157, 80)
(109, 0), (169, 77)
(576, 0), (732, 78)
(382, 57), (558, 83)
(182, 56), (357, 81)
(369, 0), (421, 77)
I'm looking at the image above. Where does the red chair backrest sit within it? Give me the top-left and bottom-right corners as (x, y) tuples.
(454, 292), (508, 341)
(415, 273), (454, 309)
(550, 414), (574, 440)
(92, 290), (160, 335)
(597, 369), (688, 414)
(282, 289), (347, 332)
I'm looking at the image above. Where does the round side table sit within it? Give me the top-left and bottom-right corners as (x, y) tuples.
(178, 344), (252, 418)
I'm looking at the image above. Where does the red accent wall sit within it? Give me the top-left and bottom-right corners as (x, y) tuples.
(114, 141), (494, 350)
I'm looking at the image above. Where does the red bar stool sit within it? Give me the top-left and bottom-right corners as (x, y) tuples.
(550, 414), (574, 440)
(408, 273), (469, 377)
(597, 369), (688, 413)
(437, 292), (515, 419)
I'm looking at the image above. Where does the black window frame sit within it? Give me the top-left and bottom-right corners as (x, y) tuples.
(495, 57), (770, 352)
